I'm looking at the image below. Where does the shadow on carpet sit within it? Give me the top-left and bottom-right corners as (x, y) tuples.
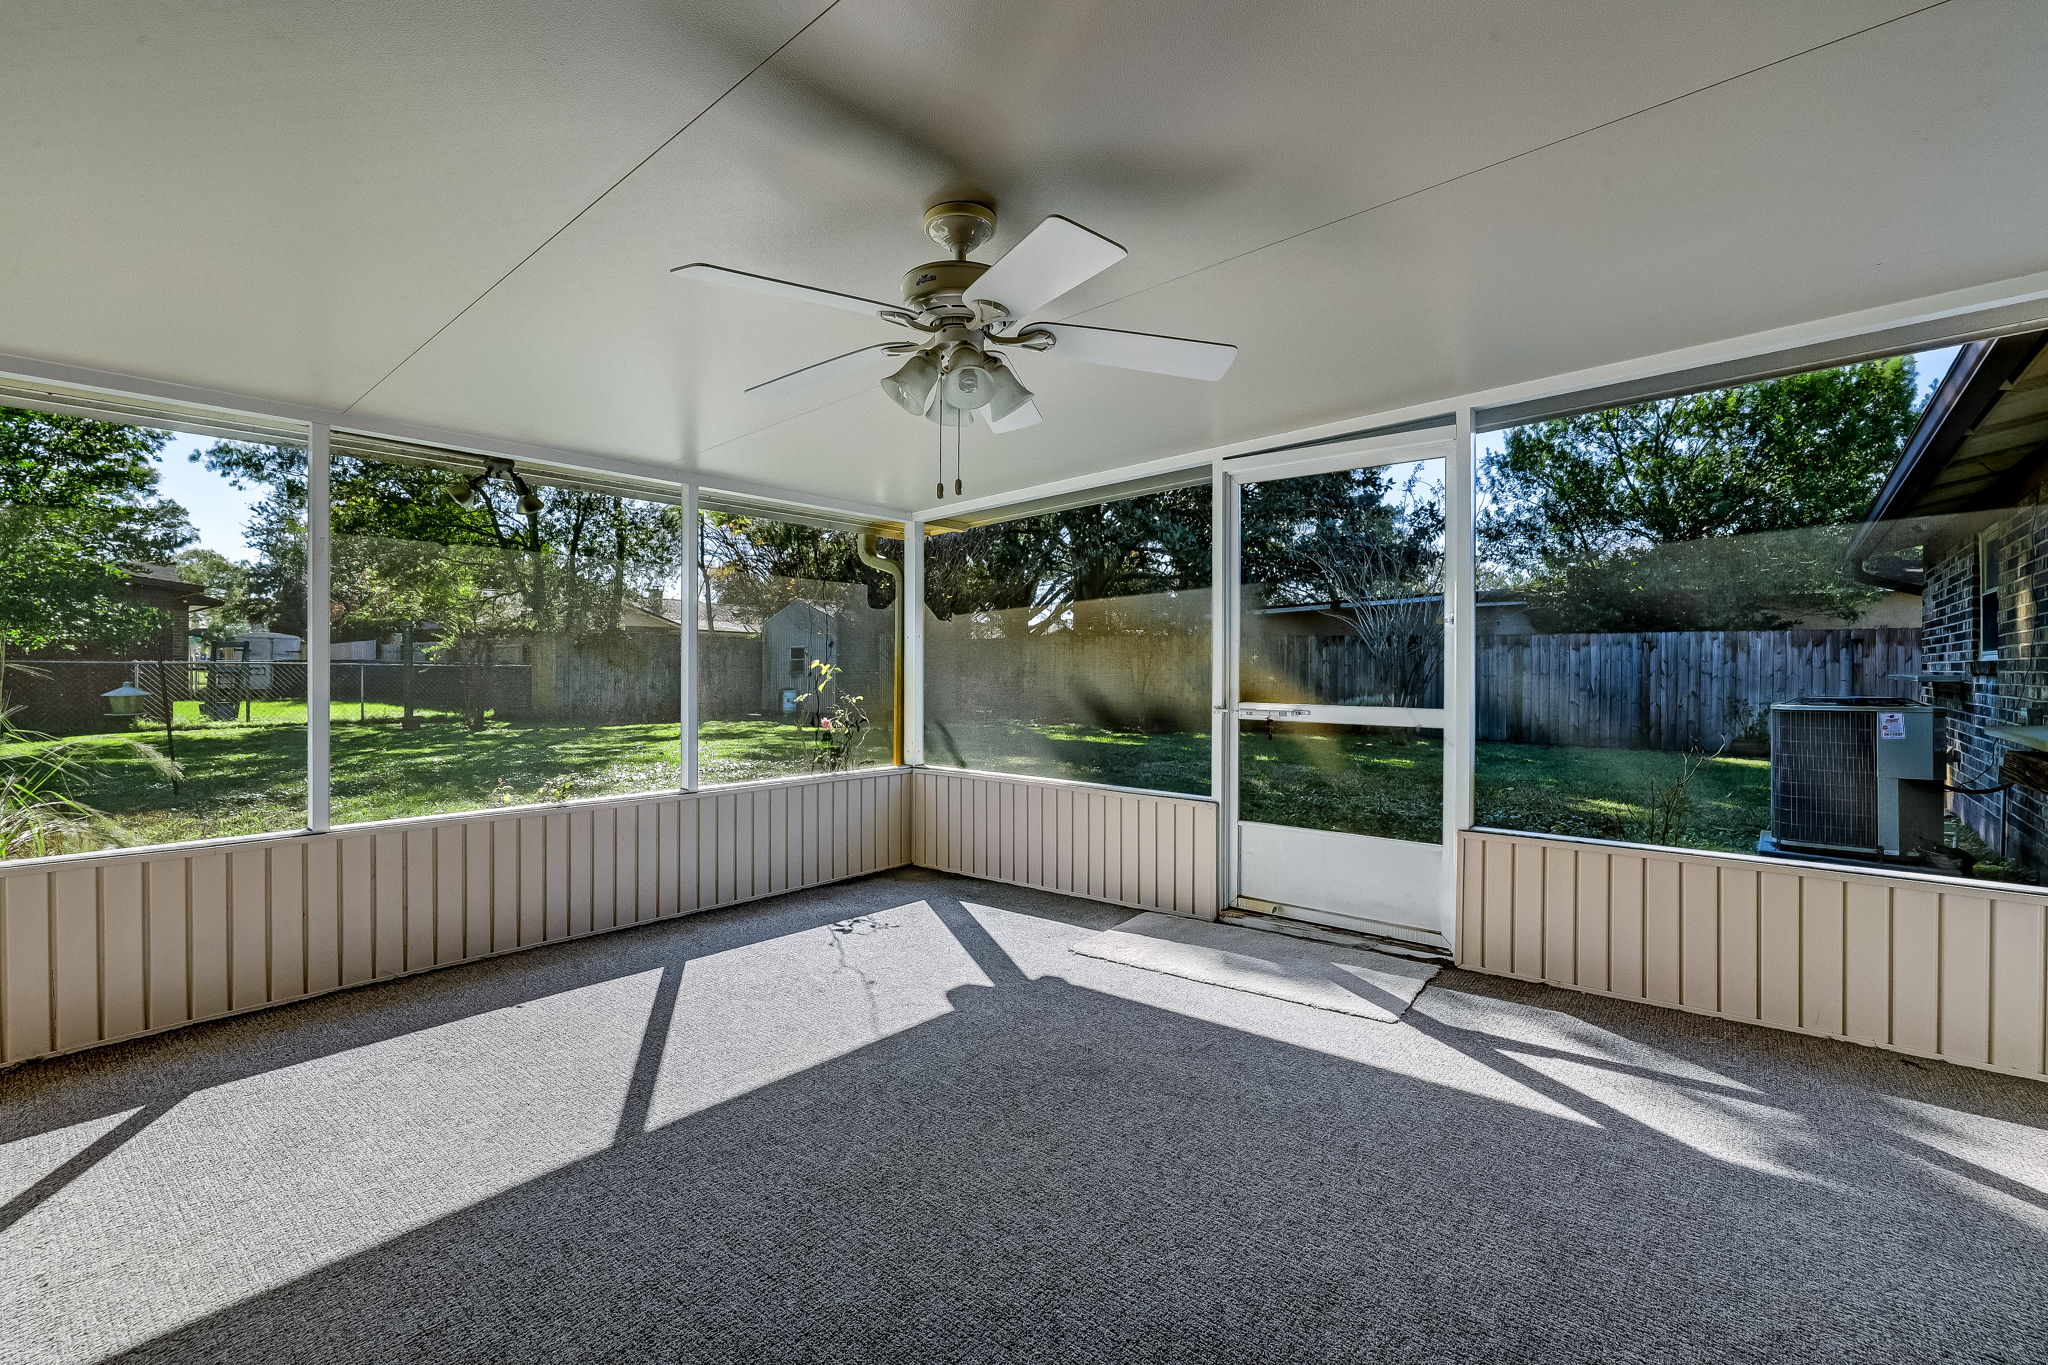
(90, 881), (2048, 1365)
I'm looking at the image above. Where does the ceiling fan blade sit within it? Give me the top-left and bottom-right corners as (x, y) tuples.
(673, 263), (897, 319)
(1024, 322), (1236, 381)
(969, 216), (1127, 321)
(982, 398), (1043, 434)
(745, 344), (902, 400)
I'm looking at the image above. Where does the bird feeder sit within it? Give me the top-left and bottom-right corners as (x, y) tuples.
(102, 682), (150, 717)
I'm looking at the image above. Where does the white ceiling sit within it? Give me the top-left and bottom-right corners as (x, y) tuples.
(4, 1), (2046, 512)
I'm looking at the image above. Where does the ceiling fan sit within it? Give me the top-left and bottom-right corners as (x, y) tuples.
(672, 201), (1237, 439)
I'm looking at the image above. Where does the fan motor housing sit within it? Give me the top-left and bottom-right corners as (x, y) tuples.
(902, 258), (989, 311)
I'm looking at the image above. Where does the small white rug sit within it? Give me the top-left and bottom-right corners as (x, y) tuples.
(1071, 912), (1439, 1022)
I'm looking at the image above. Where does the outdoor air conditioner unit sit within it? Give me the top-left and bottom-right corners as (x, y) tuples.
(1764, 700), (1942, 861)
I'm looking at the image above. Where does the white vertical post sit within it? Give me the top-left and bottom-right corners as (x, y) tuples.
(902, 520), (924, 767)
(680, 482), (700, 791)
(1210, 464), (1236, 919)
(305, 422), (332, 833)
(1439, 409), (1478, 947)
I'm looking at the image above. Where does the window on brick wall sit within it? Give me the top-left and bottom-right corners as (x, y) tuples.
(1977, 531), (2003, 660)
(1474, 337), (2048, 887)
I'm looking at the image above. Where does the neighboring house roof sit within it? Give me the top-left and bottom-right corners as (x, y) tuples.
(1849, 332), (2048, 591)
(125, 565), (224, 610)
(1257, 589), (1525, 616)
(661, 597), (756, 634)
(342, 600), (689, 640)
(764, 599), (846, 627)
(619, 601), (681, 632)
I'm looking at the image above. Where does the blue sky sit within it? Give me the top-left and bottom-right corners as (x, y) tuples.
(152, 346), (1968, 561)
(152, 433), (264, 557)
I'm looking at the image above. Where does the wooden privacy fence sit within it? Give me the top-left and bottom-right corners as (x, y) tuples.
(1477, 627), (1921, 751)
(1257, 634), (1445, 708)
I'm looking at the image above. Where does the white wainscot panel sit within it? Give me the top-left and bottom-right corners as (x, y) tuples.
(0, 769), (910, 1066)
(912, 768), (1219, 919)
(1458, 831), (2048, 1083)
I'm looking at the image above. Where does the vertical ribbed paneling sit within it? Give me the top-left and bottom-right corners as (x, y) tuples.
(909, 769), (1219, 919)
(0, 768), (910, 1065)
(1457, 831), (2048, 1082)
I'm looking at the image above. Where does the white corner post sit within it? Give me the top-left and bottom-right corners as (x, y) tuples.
(305, 422), (332, 833)
(902, 520), (924, 767)
(1210, 463), (1235, 919)
(680, 481), (700, 791)
(1440, 408), (1478, 944)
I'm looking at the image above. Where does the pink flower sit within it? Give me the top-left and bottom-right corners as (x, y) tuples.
(819, 717), (834, 731)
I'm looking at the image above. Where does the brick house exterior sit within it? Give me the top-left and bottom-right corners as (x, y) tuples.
(7, 567), (221, 730)
(1918, 487), (2048, 872)
(1852, 331), (2048, 881)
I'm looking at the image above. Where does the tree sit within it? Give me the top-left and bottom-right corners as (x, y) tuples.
(0, 409), (194, 705)
(0, 408), (193, 845)
(172, 549), (256, 641)
(1479, 357), (1921, 631)
(196, 442), (309, 635)
(207, 443), (689, 726)
(922, 486), (1210, 630)
(1238, 464), (1447, 707)
(699, 514), (892, 632)
(1275, 467), (1445, 706)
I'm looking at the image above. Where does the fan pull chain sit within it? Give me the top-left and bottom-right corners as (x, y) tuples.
(935, 402), (946, 500)
(954, 407), (964, 497)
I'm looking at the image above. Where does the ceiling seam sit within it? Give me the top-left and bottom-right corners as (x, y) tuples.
(1056, 0), (1957, 325)
(678, 0), (1957, 465)
(338, 0), (847, 416)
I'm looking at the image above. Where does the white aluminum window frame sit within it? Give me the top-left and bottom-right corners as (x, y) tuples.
(0, 387), (904, 864)
(1978, 529), (2003, 661)
(2, 266), (2046, 878)
(908, 271), (2048, 908)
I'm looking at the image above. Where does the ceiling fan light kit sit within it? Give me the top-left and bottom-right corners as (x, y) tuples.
(880, 350), (941, 415)
(672, 199), (1238, 486)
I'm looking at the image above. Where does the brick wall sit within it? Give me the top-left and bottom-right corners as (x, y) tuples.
(1921, 482), (2048, 879)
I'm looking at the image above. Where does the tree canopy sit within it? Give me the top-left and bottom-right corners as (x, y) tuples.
(1240, 463), (1443, 608)
(700, 513), (895, 631)
(0, 409), (193, 658)
(1479, 357), (1922, 631)
(203, 444), (687, 649)
(923, 486), (1210, 631)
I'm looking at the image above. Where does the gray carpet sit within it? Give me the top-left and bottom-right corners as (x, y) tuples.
(1072, 911), (1438, 1020)
(2, 869), (2045, 1365)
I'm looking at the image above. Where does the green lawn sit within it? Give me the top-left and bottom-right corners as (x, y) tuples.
(1242, 726), (1446, 843)
(927, 719), (1779, 851)
(924, 721), (1211, 794)
(1, 712), (2020, 878)
(0, 714), (867, 851)
(1474, 741), (1771, 850)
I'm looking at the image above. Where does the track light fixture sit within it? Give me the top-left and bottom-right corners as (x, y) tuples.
(445, 457), (544, 515)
